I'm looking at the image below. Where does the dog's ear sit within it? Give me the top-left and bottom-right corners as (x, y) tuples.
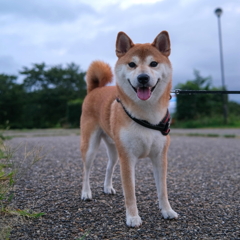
(152, 31), (171, 57)
(116, 32), (134, 58)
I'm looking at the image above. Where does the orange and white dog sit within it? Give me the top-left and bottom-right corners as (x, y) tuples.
(80, 31), (178, 227)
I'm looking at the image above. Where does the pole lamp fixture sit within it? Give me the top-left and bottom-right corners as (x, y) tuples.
(215, 8), (222, 17)
(214, 7), (228, 124)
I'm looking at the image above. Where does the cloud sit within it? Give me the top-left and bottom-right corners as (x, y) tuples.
(0, 0), (95, 24)
(0, 56), (20, 75)
(0, 0), (239, 102)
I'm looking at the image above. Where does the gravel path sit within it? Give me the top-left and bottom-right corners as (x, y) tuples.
(7, 134), (240, 239)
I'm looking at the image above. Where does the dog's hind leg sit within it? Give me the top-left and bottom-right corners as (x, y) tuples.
(102, 136), (118, 194)
(81, 128), (102, 200)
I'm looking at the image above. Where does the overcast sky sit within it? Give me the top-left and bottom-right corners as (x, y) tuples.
(1, 0), (240, 102)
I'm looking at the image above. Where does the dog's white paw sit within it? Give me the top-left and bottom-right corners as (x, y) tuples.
(161, 208), (178, 219)
(104, 186), (116, 195)
(81, 190), (92, 200)
(126, 215), (142, 227)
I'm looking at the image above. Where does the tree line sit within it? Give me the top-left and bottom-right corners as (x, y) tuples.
(175, 70), (240, 127)
(0, 65), (239, 129)
(0, 63), (86, 128)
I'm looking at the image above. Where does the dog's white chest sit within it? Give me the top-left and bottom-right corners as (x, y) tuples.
(119, 125), (166, 159)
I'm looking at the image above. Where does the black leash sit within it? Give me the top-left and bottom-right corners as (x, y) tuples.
(171, 89), (240, 95)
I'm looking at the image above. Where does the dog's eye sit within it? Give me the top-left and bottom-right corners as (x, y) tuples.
(128, 62), (136, 68)
(150, 61), (158, 67)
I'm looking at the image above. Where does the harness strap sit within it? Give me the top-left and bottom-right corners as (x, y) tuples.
(116, 98), (171, 136)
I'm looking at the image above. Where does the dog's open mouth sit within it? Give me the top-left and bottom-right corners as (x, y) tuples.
(128, 79), (160, 101)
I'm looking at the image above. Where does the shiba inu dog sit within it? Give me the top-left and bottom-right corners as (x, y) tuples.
(80, 31), (178, 227)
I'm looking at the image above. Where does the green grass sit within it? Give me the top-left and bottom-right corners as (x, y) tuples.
(0, 132), (46, 240)
(6, 209), (46, 218)
(206, 134), (219, 137)
(223, 134), (236, 138)
(77, 230), (90, 240)
(172, 115), (240, 129)
(172, 132), (237, 138)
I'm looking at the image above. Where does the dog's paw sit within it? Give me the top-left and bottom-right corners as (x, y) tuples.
(104, 186), (116, 195)
(81, 190), (92, 200)
(126, 215), (142, 227)
(161, 208), (178, 219)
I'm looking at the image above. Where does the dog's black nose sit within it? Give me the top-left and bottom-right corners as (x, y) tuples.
(137, 74), (149, 85)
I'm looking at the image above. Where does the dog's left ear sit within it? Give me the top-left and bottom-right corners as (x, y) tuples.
(116, 32), (134, 58)
(152, 31), (171, 57)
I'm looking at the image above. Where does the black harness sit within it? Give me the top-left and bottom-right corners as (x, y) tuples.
(116, 98), (171, 136)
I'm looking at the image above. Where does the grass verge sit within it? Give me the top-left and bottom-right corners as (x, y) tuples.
(170, 132), (237, 138)
(0, 132), (45, 240)
(172, 115), (240, 129)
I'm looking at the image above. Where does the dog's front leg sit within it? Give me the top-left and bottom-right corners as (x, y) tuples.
(119, 155), (142, 227)
(150, 140), (178, 220)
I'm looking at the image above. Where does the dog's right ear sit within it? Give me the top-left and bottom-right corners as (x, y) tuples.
(116, 32), (134, 58)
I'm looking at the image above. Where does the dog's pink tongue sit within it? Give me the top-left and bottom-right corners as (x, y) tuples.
(137, 87), (151, 100)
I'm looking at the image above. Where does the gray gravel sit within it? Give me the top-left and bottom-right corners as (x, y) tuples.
(7, 133), (240, 239)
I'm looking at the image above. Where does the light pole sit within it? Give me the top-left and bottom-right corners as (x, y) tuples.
(214, 8), (228, 124)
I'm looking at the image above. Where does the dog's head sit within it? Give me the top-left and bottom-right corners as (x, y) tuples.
(115, 31), (172, 102)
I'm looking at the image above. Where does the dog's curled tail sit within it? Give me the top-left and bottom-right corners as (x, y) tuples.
(86, 61), (113, 94)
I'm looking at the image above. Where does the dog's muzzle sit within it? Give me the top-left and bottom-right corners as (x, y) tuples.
(128, 76), (160, 101)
